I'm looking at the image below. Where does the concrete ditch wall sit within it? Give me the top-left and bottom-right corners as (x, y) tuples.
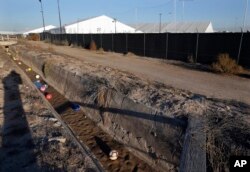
(15, 47), (187, 171)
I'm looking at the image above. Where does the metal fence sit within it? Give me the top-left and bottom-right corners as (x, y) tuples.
(41, 32), (250, 68)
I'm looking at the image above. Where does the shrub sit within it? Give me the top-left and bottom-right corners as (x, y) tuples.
(27, 33), (40, 41)
(124, 52), (135, 56)
(89, 40), (97, 51)
(47, 45), (55, 52)
(212, 53), (243, 74)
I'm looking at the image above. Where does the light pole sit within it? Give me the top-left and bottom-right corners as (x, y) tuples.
(179, 0), (194, 22)
(112, 18), (117, 33)
(39, 0), (46, 32)
(57, 0), (62, 34)
(159, 13), (162, 33)
(174, 0), (176, 30)
(237, 0), (248, 64)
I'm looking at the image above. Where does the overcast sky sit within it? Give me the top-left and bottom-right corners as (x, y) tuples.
(0, 0), (249, 32)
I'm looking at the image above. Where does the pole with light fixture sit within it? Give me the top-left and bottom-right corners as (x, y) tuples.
(159, 13), (162, 33)
(237, 0), (248, 64)
(112, 18), (117, 34)
(39, 0), (46, 32)
(57, 0), (62, 34)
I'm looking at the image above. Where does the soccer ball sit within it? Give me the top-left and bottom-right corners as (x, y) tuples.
(40, 85), (46, 92)
(109, 150), (118, 160)
(45, 93), (52, 100)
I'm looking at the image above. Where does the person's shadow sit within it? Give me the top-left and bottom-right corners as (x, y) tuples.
(0, 71), (39, 171)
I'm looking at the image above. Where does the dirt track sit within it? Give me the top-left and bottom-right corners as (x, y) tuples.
(29, 41), (250, 105)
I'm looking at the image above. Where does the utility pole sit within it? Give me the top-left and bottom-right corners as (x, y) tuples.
(182, 1), (184, 21)
(57, 0), (62, 34)
(179, 0), (194, 22)
(113, 18), (117, 33)
(237, 0), (248, 64)
(174, 0), (176, 32)
(159, 13), (162, 33)
(39, 0), (46, 32)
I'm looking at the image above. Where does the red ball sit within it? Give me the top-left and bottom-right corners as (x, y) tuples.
(45, 93), (52, 100)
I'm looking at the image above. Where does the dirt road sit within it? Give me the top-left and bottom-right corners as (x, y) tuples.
(29, 41), (250, 104)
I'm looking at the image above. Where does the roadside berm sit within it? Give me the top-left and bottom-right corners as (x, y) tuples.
(11, 43), (250, 172)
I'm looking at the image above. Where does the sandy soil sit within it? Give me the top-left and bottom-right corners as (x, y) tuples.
(0, 49), (96, 171)
(28, 41), (250, 105)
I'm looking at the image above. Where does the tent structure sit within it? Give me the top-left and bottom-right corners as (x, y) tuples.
(50, 15), (141, 34)
(23, 25), (56, 35)
(132, 22), (214, 33)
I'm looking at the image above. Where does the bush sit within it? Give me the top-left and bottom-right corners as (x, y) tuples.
(27, 33), (40, 41)
(212, 53), (243, 74)
(89, 40), (97, 51)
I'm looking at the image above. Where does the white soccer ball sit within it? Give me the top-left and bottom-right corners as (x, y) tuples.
(109, 150), (118, 160)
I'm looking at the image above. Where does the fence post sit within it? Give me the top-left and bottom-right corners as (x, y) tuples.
(143, 33), (146, 56)
(166, 33), (169, 59)
(100, 34), (102, 48)
(126, 33), (128, 53)
(112, 33), (114, 52)
(195, 31), (199, 63)
(82, 34), (85, 48)
(237, 28), (244, 64)
(76, 34), (78, 46)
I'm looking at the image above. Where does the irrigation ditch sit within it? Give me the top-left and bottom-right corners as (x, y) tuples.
(5, 51), (158, 171)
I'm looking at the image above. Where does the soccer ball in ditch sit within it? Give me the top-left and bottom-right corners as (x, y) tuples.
(109, 150), (118, 160)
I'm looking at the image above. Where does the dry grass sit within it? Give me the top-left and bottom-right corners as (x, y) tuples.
(31, 45), (43, 51)
(124, 52), (135, 56)
(97, 47), (104, 54)
(206, 112), (250, 171)
(212, 53), (243, 74)
(53, 40), (69, 46)
(89, 40), (97, 51)
(47, 45), (55, 53)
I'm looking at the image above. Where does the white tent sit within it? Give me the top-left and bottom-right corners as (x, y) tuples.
(132, 22), (214, 33)
(50, 15), (141, 34)
(23, 25), (56, 35)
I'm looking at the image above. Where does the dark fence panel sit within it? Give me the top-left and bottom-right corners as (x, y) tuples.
(145, 33), (166, 58)
(101, 34), (112, 51)
(114, 34), (127, 54)
(167, 33), (197, 62)
(198, 33), (241, 64)
(240, 33), (250, 67)
(41, 32), (250, 68)
(127, 34), (144, 56)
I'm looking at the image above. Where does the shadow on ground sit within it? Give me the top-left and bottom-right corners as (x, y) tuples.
(0, 71), (61, 171)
